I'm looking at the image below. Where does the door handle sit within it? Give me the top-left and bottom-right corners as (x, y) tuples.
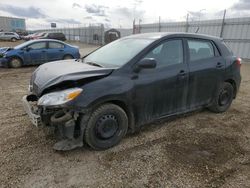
(59, 49), (64, 52)
(179, 70), (187, 77)
(216, 62), (223, 68)
(41, 50), (46, 53)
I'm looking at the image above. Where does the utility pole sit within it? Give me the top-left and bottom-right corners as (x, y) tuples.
(220, 9), (227, 38)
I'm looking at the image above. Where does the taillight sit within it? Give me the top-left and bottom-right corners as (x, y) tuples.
(235, 58), (242, 68)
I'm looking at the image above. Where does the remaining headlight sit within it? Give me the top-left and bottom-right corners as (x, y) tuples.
(38, 88), (82, 106)
(0, 53), (5, 58)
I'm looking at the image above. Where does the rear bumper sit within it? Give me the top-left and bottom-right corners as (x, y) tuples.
(22, 95), (41, 127)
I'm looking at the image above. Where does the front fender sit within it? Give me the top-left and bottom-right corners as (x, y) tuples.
(70, 75), (134, 109)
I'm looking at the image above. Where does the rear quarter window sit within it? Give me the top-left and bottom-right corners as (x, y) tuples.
(49, 42), (64, 49)
(187, 39), (215, 61)
(221, 41), (233, 55)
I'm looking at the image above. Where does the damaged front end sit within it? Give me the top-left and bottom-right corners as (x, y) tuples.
(22, 88), (85, 151)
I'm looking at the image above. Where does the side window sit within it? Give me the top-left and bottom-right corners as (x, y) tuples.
(28, 42), (46, 50)
(144, 39), (183, 67)
(49, 42), (64, 49)
(187, 40), (215, 61)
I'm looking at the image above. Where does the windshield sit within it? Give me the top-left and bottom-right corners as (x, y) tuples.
(83, 38), (153, 68)
(14, 41), (34, 49)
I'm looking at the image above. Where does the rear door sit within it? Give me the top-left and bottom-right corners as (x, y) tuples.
(186, 38), (226, 108)
(23, 41), (48, 64)
(47, 41), (65, 62)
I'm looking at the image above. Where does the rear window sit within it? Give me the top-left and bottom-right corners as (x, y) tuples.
(49, 42), (64, 49)
(221, 41), (233, 55)
(188, 39), (215, 61)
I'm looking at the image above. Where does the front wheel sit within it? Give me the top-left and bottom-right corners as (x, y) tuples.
(83, 104), (128, 150)
(208, 82), (234, 113)
(9, 57), (22, 68)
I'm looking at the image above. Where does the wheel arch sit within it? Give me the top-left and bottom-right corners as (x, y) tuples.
(8, 55), (24, 67)
(63, 54), (74, 59)
(93, 100), (136, 133)
(224, 79), (237, 98)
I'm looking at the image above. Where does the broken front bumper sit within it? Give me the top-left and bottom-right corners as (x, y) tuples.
(22, 95), (41, 127)
(22, 94), (86, 150)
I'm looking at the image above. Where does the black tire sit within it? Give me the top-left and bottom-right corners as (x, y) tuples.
(11, 38), (17, 42)
(83, 103), (128, 150)
(8, 57), (22, 68)
(208, 82), (234, 113)
(63, 55), (74, 60)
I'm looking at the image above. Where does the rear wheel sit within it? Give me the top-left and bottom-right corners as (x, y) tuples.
(83, 104), (128, 150)
(63, 55), (74, 60)
(208, 82), (234, 113)
(11, 38), (17, 42)
(9, 57), (22, 68)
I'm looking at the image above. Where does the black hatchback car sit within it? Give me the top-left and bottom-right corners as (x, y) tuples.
(41, 32), (66, 41)
(22, 33), (241, 151)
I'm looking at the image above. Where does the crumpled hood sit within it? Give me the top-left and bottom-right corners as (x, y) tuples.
(0, 47), (12, 54)
(31, 60), (114, 96)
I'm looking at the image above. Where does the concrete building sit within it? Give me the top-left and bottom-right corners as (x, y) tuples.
(0, 16), (26, 32)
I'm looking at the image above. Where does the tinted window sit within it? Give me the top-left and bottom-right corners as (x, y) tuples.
(49, 42), (64, 49)
(57, 33), (64, 37)
(5, 33), (14, 35)
(48, 33), (54, 37)
(188, 40), (214, 61)
(28, 42), (46, 50)
(144, 39), (183, 67)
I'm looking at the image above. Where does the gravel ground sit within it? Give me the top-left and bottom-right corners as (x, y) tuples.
(0, 41), (250, 188)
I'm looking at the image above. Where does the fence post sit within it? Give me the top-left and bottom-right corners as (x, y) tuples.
(133, 19), (135, 34)
(220, 9), (226, 38)
(159, 16), (161, 32)
(139, 19), (142, 33)
(185, 13), (189, 33)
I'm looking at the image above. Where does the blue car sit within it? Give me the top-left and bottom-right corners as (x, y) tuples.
(0, 39), (80, 68)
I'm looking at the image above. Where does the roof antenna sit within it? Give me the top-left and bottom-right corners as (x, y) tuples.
(195, 27), (199, 33)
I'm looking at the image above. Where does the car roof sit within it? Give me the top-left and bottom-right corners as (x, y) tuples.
(123, 32), (222, 41)
(14, 39), (67, 49)
(28, 39), (65, 43)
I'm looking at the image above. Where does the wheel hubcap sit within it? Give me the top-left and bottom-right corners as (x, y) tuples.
(219, 89), (230, 106)
(11, 59), (20, 67)
(95, 115), (118, 139)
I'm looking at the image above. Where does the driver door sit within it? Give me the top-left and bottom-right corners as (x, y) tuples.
(23, 41), (48, 64)
(133, 39), (189, 124)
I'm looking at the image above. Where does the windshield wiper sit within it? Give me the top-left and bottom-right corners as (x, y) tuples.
(85, 61), (103, 67)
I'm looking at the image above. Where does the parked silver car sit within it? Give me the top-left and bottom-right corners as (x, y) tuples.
(0, 32), (20, 42)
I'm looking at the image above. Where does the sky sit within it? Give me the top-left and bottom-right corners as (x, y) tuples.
(0, 0), (250, 30)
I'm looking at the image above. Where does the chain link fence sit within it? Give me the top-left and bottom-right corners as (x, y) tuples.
(35, 24), (105, 45)
(134, 15), (250, 59)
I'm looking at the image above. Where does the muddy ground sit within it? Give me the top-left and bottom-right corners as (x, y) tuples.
(0, 41), (250, 188)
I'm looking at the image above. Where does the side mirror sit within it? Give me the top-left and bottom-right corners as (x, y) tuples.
(134, 58), (157, 73)
(24, 47), (31, 52)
